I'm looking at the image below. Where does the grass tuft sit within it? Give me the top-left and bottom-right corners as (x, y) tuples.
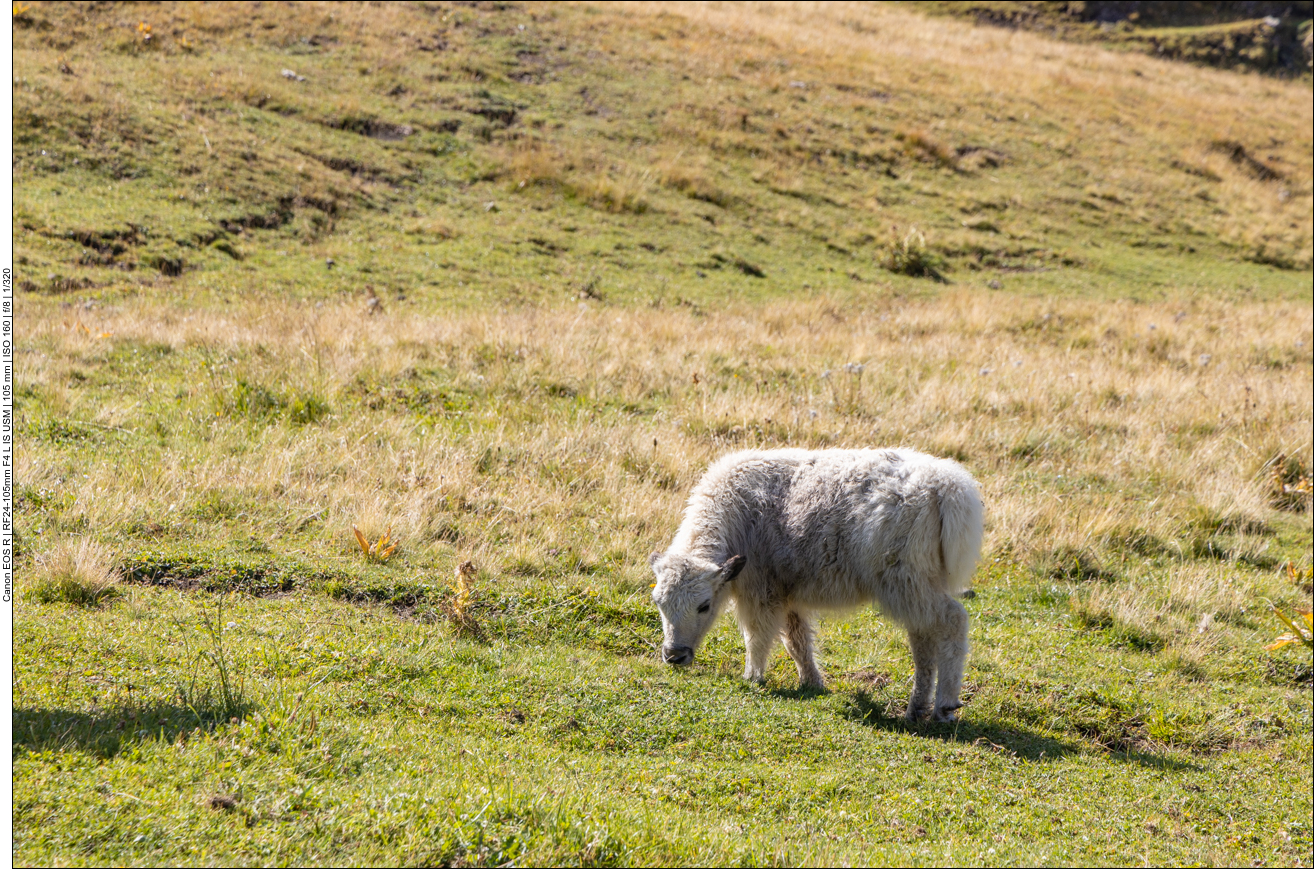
(1269, 453), (1314, 512)
(576, 168), (652, 215)
(1037, 545), (1112, 583)
(442, 560), (483, 639)
(659, 160), (734, 207)
(173, 593), (251, 723)
(26, 538), (120, 606)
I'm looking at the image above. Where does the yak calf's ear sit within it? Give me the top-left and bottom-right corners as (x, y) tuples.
(721, 555), (747, 581)
(648, 551), (664, 568)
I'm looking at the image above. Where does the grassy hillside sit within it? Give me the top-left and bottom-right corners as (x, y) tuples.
(11, 2), (1314, 866)
(11, 0), (1313, 306)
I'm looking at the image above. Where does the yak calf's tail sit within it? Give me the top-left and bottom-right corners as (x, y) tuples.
(936, 463), (984, 595)
(903, 459), (985, 596)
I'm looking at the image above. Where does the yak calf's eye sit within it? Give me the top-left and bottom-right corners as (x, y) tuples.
(697, 602), (711, 613)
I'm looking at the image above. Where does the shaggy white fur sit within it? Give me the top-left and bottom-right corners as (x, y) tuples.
(650, 448), (984, 721)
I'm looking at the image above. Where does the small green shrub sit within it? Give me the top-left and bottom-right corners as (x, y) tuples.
(231, 378), (285, 419)
(881, 227), (947, 281)
(225, 379), (331, 425)
(288, 393), (331, 425)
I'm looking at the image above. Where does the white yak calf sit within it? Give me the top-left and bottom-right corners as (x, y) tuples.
(650, 448), (984, 721)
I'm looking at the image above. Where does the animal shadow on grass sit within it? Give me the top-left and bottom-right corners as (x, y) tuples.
(13, 700), (255, 759)
(841, 690), (1196, 771)
(767, 684), (831, 701)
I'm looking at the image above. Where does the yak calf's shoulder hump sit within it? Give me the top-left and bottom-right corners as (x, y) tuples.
(695, 449), (811, 489)
(788, 448), (910, 479)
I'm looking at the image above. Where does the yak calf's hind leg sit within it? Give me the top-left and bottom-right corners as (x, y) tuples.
(905, 628), (938, 721)
(932, 597), (970, 722)
(782, 611), (825, 689)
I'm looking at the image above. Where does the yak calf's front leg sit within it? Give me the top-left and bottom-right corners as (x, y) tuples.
(738, 604), (783, 683)
(782, 611), (825, 689)
(742, 628), (777, 683)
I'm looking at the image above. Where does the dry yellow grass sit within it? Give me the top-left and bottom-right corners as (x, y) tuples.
(17, 291), (1311, 590)
(624, 1), (1313, 265)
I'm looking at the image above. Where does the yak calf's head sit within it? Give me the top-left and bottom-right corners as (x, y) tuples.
(649, 552), (746, 666)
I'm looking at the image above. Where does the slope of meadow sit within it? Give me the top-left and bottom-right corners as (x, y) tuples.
(12, 0), (1313, 303)
(11, 2), (1313, 866)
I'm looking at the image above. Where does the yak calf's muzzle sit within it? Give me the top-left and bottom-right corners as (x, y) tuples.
(661, 644), (694, 666)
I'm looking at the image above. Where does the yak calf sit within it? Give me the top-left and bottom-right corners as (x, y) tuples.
(650, 448), (984, 721)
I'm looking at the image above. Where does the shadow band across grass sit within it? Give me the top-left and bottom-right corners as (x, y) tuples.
(832, 690), (1197, 770)
(13, 701), (256, 760)
(118, 550), (665, 656)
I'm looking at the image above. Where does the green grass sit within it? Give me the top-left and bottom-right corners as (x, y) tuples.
(13, 575), (1313, 866)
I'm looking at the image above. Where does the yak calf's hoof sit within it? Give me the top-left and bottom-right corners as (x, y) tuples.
(905, 705), (931, 722)
(799, 671), (827, 691)
(933, 702), (964, 723)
